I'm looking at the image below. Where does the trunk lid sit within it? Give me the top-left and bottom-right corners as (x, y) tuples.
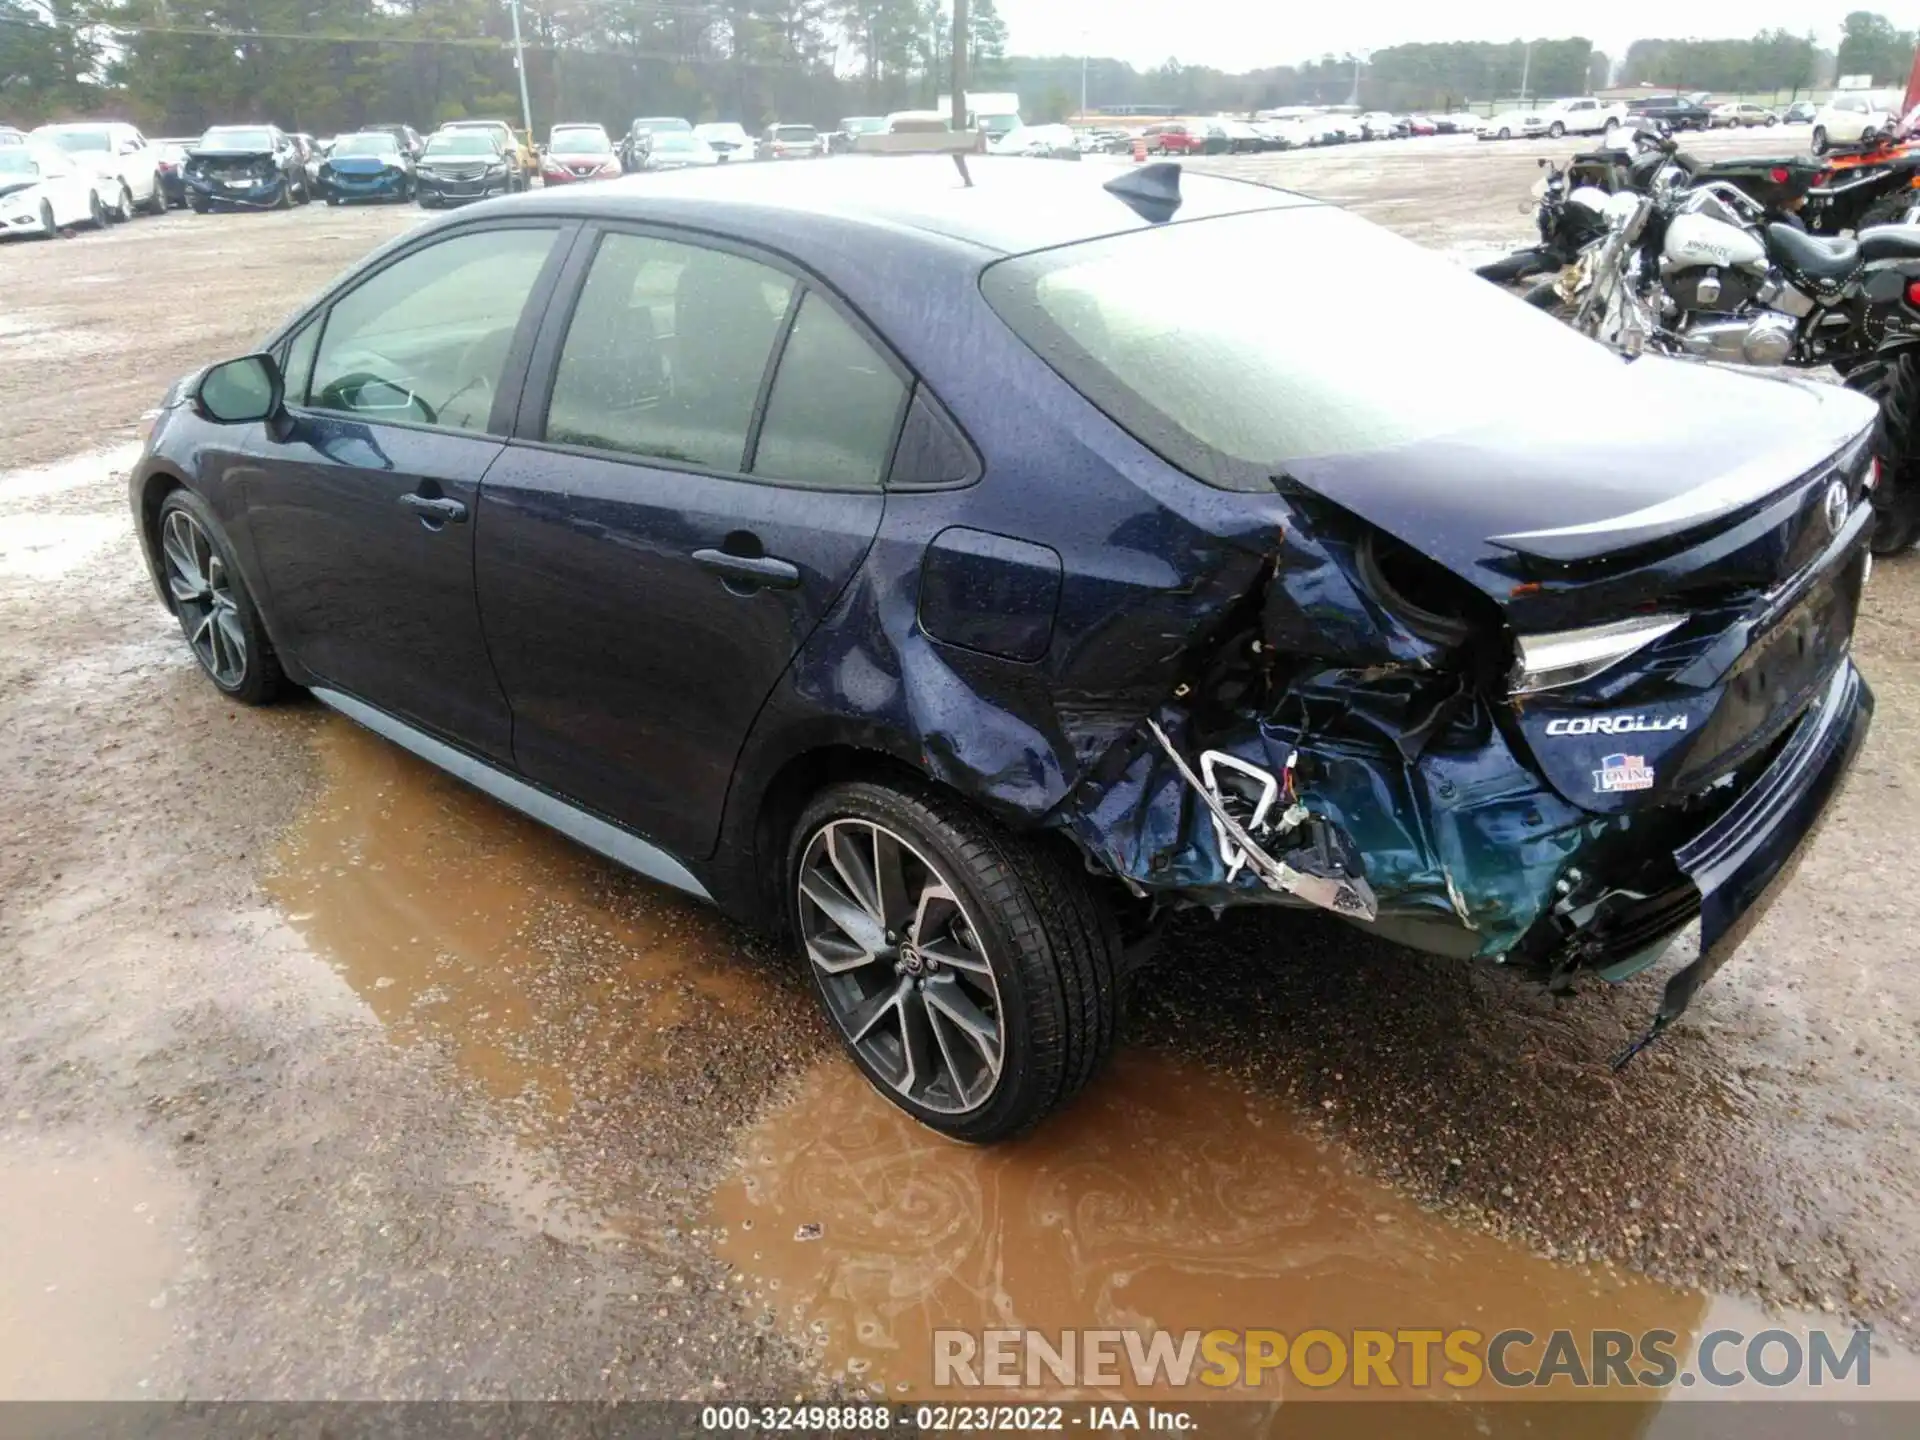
(1283, 359), (1875, 612)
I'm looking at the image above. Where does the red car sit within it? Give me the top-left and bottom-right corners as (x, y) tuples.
(1406, 115), (1439, 137)
(1142, 122), (1207, 155)
(541, 124), (620, 185)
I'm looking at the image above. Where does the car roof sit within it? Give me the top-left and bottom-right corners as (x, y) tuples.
(474, 154), (1313, 257)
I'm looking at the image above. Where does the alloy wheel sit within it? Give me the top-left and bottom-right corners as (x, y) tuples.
(798, 818), (1005, 1116)
(116, 184), (133, 220)
(161, 509), (247, 688)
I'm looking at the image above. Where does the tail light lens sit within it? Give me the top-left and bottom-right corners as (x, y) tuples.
(1905, 279), (1920, 307)
(1510, 614), (1688, 695)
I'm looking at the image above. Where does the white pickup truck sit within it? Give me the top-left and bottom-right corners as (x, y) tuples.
(28, 121), (165, 218)
(1537, 97), (1629, 139)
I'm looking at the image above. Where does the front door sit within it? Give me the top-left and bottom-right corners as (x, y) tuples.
(476, 226), (909, 858)
(238, 221), (569, 761)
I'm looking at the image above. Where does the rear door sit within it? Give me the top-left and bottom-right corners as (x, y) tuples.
(238, 220), (572, 760)
(475, 225), (908, 859)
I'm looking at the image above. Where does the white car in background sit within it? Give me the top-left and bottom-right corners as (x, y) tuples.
(1539, 97), (1627, 137)
(988, 122), (1079, 158)
(28, 121), (164, 217)
(0, 143), (114, 236)
(1476, 110), (1548, 141)
(1812, 91), (1902, 153)
(692, 122), (755, 162)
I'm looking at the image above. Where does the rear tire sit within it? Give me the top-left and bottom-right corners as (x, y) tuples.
(37, 199), (55, 238)
(788, 779), (1123, 1144)
(141, 181), (166, 216)
(1813, 125), (1829, 155)
(1548, 121), (1566, 139)
(1856, 192), (1919, 232)
(1855, 353), (1920, 555)
(89, 189), (109, 228)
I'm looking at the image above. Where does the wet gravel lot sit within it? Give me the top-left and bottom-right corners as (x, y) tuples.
(2, 131), (1918, 1408)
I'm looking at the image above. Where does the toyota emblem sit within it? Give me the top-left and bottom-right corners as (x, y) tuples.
(1823, 480), (1849, 537)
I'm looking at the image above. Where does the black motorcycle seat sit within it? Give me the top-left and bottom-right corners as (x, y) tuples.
(1768, 222), (1860, 279)
(1859, 225), (1920, 261)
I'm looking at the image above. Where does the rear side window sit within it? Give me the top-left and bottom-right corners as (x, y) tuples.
(752, 292), (906, 489)
(307, 226), (558, 431)
(544, 231), (794, 471)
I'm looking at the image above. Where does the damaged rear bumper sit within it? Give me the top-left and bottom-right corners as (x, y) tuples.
(1641, 657), (1872, 1045)
(1067, 654), (1870, 1043)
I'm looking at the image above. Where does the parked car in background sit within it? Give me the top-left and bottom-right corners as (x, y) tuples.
(1785, 100), (1818, 124)
(637, 130), (720, 170)
(153, 138), (193, 208)
(439, 120), (535, 189)
(1142, 121), (1206, 155)
(134, 158), (1879, 1144)
(1813, 91), (1901, 153)
(184, 126), (311, 211)
(1538, 97), (1626, 138)
(833, 116), (888, 153)
(0, 142), (112, 235)
(1358, 111), (1403, 140)
(1711, 102), (1778, 128)
(318, 131), (414, 203)
(542, 124), (621, 184)
(1405, 115), (1438, 137)
(1435, 112), (1482, 134)
(1625, 95), (1712, 131)
(1476, 110), (1547, 141)
(415, 128), (521, 206)
(692, 122), (754, 162)
(29, 120), (164, 217)
(762, 123), (824, 159)
(0, 126), (24, 145)
(986, 123), (1080, 159)
(620, 116), (692, 171)
(363, 123), (423, 158)
(1212, 119), (1265, 153)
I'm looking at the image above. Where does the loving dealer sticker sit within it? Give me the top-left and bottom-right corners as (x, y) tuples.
(1593, 753), (1656, 794)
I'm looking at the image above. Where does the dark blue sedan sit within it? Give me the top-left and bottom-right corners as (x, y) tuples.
(131, 158), (1877, 1139)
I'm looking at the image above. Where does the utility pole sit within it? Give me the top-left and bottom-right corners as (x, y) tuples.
(1080, 26), (1089, 120)
(951, 0), (969, 133)
(508, 0), (535, 142)
(1519, 40), (1533, 105)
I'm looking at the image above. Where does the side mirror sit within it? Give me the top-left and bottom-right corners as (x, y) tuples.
(195, 353), (284, 425)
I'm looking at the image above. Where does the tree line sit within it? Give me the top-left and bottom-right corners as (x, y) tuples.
(2, 5), (1915, 138)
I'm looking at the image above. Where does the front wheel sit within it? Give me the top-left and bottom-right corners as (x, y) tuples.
(155, 490), (287, 703)
(789, 780), (1122, 1143)
(1548, 121), (1565, 139)
(89, 189), (109, 228)
(112, 184), (133, 222)
(1498, 127), (1512, 140)
(1813, 125), (1829, 155)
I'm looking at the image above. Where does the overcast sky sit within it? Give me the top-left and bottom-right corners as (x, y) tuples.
(994, 2), (1877, 73)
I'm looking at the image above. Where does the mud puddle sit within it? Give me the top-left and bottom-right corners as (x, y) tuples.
(713, 1053), (1920, 1411)
(265, 715), (766, 1128)
(0, 1135), (188, 1399)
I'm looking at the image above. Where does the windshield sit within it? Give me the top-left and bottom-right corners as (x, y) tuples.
(981, 205), (1622, 490)
(772, 125), (817, 142)
(424, 133), (496, 157)
(199, 127), (275, 151)
(842, 117), (887, 134)
(333, 134), (398, 157)
(552, 127), (610, 151)
(37, 127), (110, 153)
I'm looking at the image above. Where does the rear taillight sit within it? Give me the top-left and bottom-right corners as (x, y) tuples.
(1769, 166), (1789, 183)
(1905, 279), (1920, 307)
(1867, 456), (1883, 492)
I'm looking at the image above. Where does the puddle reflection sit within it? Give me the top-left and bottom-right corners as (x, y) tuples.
(267, 717), (764, 1124)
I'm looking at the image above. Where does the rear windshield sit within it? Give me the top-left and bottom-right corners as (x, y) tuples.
(773, 125), (818, 141)
(424, 133), (496, 156)
(980, 205), (1621, 491)
(40, 127), (110, 152)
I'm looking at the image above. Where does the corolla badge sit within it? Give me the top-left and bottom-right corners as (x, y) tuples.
(1593, 753), (1656, 793)
(1545, 713), (1689, 736)
(1822, 480), (1848, 538)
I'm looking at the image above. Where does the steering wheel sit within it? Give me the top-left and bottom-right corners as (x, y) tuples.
(316, 370), (438, 425)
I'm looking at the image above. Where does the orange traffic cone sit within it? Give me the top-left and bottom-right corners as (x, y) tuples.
(1132, 135), (1147, 163)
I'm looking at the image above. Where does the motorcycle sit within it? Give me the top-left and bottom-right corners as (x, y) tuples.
(1524, 131), (1920, 552)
